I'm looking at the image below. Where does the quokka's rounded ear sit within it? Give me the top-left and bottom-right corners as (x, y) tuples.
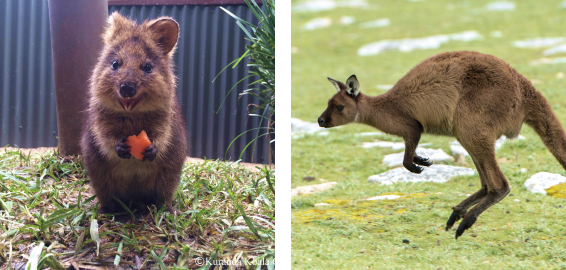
(148, 17), (179, 55)
(104, 12), (133, 44)
(346, 74), (360, 97)
(327, 77), (342, 93)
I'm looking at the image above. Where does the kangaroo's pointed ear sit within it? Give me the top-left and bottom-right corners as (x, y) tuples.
(345, 74), (360, 97)
(327, 77), (342, 93)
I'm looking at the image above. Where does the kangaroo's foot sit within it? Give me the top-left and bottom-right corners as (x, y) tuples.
(403, 162), (424, 174)
(446, 208), (467, 231)
(453, 187), (510, 239)
(413, 156), (433, 166)
(455, 212), (478, 239)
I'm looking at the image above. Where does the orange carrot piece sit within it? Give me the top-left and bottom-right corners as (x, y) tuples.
(125, 130), (151, 160)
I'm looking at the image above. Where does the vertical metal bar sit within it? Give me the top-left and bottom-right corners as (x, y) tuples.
(1, 0), (14, 145)
(47, 0), (108, 155)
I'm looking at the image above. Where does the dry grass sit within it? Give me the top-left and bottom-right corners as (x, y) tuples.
(0, 148), (274, 269)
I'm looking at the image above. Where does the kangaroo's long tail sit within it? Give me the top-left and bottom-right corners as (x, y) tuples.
(523, 86), (566, 170)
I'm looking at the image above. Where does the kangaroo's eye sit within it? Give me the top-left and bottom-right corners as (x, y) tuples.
(336, 105), (344, 111)
(143, 63), (153, 73)
(111, 60), (119, 70)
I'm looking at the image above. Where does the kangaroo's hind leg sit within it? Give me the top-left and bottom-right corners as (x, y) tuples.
(446, 155), (488, 231)
(452, 135), (510, 239)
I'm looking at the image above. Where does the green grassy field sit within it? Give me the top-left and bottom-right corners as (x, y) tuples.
(292, 0), (566, 268)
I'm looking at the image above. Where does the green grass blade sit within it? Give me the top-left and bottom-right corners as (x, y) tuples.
(235, 203), (262, 240)
(90, 219), (100, 257)
(114, 241), (123, 266)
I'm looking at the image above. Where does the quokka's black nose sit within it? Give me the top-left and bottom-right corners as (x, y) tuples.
(318, 117), (325, 125)
(120, 84), (136, 98)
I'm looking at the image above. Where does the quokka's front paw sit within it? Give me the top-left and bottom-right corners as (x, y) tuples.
(115, 137), (131, 159)
(142, 139), (158, 161)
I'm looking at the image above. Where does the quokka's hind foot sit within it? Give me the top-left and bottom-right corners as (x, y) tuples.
(445, 208), (467, 231)
(413, 156), (433, 166)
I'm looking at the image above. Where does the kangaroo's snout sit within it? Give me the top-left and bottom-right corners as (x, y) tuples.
(318, 117), (326, 127)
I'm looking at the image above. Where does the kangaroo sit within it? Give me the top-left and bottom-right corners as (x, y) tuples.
(318, 51), (566, 238)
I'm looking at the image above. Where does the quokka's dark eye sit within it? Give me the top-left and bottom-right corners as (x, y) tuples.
(111, 60), (119, 70)
(336, 105), (344, 111)
(143, 63), (153, 73)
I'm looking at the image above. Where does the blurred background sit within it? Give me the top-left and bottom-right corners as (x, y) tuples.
(0, 0), (272, 164)
(292, 0), (566, 186)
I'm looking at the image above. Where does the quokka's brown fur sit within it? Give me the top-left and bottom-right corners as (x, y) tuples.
(318, 51), (566, 238)
(81, 12), (187, 215)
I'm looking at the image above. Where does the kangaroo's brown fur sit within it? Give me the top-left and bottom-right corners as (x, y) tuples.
(81, 12), (188, 215)
(318, 51), (566, 238)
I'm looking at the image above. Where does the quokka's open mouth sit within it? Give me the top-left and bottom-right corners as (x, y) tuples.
(118, 93), (144, 111)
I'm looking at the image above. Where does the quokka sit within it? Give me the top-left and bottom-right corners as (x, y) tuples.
(81, 12), (187, 215)
(318, 51), (566, 238)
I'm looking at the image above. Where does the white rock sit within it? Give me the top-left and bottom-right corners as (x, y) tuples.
(357, 131), (385, 137)
(362, 140), (405, 150)
(520, 168), (528, 173)
(362, 140), (430, 150)
(340, 16), (356, 25)
(361, 18), (390, 28)
(543, 44), (566, 56)
(530, 57), (566, 65)
(449, 135), (525, 156)
(293, 0), (336, 12)
(485, 1), (515, 11)
(368, 165), (475, 185)
(358, 31), (482, 56)
(524, 172), (566, 195)
(450, 141), (469, 156)
(367, 195), (403, 200)
(383, 147), (453, 167)
(303, 17), (332, 31)
(293, 0), (368, 12)
(314, 203), (331, 207)
(451, 31), (483, 42)
(291, 182), (338, 197)
(376, 85), (393, 90)
(291, 118), (326, 135)
(514, 199), (520, 202)
(494, 136), (508, 150)
(490, 31), (503, 38)
(512, 37), (565, 48)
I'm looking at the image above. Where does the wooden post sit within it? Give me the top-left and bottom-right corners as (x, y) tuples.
(48, 1), (108, 155)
